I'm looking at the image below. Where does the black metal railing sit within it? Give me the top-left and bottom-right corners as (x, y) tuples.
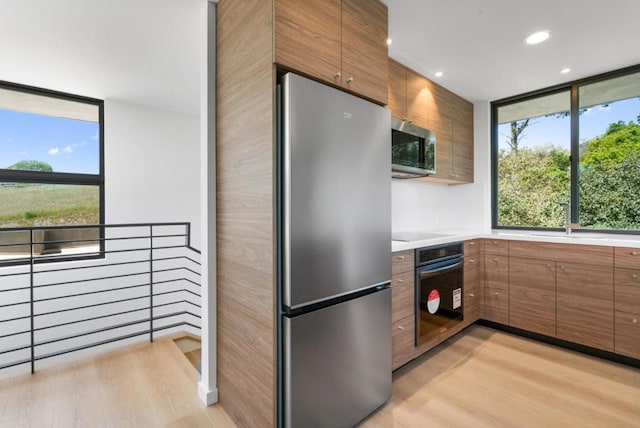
(0, 222), (201, 374)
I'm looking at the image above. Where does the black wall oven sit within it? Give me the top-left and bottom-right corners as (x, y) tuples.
(415, 242), (464, 346)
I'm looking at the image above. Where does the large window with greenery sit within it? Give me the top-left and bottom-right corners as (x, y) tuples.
(0, 81), (103, 258)
(492, 66), (640, 232)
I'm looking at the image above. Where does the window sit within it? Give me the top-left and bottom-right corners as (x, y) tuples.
(492, 65), (640, 232)
(0, 81), (103, 259)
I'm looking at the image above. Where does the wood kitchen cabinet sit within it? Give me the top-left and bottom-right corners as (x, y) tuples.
(387, 59), (474, 184)
(464, 240), (483, 323)
(556, 262), (614, 351)
(391, 250), (415, 370)
(275, 0), (388, 104)
(614, 247), (640, 359)
(484, 254), (509, 324)
(508, 256), (556, 337)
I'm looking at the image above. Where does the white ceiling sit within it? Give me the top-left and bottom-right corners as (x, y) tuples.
(383, 0), (640, 102)
(1, 1), (639, 115)
(0, 0), (203, 116)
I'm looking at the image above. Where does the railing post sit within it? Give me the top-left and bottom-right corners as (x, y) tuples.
(29, 229), (35, 374)
(149, 225), (154, 343)
(186, 222), (191, 248)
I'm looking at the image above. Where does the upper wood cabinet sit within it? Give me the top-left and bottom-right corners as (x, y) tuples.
(387, 59), (474, 184)
(275, 0), (388, 104)
(387, 59), (407, 121)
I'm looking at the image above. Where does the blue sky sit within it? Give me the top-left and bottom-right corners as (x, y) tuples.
(0, 109), (99, 174)
(498, 97), (640, 150)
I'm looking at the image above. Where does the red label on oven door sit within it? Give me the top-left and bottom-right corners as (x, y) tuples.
(427, 289), (440, 314)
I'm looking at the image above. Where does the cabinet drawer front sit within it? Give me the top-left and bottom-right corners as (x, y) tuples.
(509, 240), (613, 267)
(484, 284), (509, 324)
(614, 268), (640, 314)
(556, 262), (613, 300)
(392, 250), (414, 275)
(392, 314), (415, 370)
(615, 247), (640, 269)
(484, 239), (508, 255)
(485, 255), (509, 283)
(391, 270), (414, 323)
(464, 239), (482, 256)
(615, 311), (640, 359)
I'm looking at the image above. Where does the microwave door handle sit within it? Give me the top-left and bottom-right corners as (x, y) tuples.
(419, 261), (463, 280)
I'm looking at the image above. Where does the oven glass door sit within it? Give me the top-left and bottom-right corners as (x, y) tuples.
(416, 258), (463, 345)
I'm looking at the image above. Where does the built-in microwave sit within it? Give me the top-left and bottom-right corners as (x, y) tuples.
(391, 118), (436, 179)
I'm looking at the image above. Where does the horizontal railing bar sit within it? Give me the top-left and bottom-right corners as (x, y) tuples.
(35, 331), (150, 361)
(30, 255), (199, 277)
(0, 329), (30, 340)
(0, 270), (30, 278)
(183, 288), (201, 298)
(0, 344), (31, 356)
(153, 278), (201, 289)
(0, 301), (29, 309)
(0, 358), (31, 371)
(33, 307), (150, 332)
(0, 222), (191, 233)
(0, 285), (30, 293)
(0, 313), (31, 323)
(187, 246), (201, 255)
(34, 295), (150, 317)
(183, 300), (202, 309)
(153, 321), (201, 332)
(33, 283), (149, 303)
(34, 271), (148, 288)
(31, 232), (187, 247)
(153, 290), (182, 297)
(183, 255), (202, 266)
(34, 312), (192, 347)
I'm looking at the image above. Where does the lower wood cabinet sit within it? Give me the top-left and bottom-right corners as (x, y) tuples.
(464, 240), (483, 323)
(391, 251), (415, 370)
(484, 255), (509, 324)
(614, 311), (640, 359)
(556, 262), (614, 351)
(392, 314), (415, 370)
(509, 257), (556, 337)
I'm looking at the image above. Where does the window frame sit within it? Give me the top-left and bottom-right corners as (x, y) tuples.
(491, 63), (640, 234)
(0, 79), (105, 263)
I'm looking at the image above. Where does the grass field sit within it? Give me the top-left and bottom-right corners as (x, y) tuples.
(0, 184), (99, 227)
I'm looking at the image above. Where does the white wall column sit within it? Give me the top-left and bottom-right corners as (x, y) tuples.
(198, 0), (218, 406)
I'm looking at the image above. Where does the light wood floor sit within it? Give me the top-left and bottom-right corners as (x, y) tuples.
(362, 325), (640, 427)
(0, 326), (638, 427)
(0, 337), (235, 428)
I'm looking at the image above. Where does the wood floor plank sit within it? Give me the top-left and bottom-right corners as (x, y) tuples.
(0, 327), (637, 427)
(362, 325), (640, 428)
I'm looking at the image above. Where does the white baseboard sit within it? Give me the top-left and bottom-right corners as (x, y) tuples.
(198, 381), (219, 405)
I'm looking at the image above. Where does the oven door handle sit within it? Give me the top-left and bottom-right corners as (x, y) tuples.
(418, 260), (463, 279)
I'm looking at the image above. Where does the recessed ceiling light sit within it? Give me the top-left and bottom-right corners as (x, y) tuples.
(524, 31), (550, 45)
(560, 68), (571, 74)
(434, 71), (443, 78)
(386, 38), (392, 45)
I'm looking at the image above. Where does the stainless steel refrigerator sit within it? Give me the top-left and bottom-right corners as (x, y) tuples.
(279, 73), (392, 428)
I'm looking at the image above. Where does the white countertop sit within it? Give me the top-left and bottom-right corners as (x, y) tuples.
(391, 229), (640, 252)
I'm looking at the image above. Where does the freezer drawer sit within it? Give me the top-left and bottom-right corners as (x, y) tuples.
(283, 288), (391, 428)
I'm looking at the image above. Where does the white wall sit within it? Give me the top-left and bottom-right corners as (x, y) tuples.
(392, 101), (492, 233)
(105, 99), (202, 247)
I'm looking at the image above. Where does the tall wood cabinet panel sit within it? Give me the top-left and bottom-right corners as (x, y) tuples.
(341, 0), (388, 104)
(217, 0), (276, 425)
(275, 0), (388, 104)
(556, 262), (614, 351)
(509, 257), (556, 337)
